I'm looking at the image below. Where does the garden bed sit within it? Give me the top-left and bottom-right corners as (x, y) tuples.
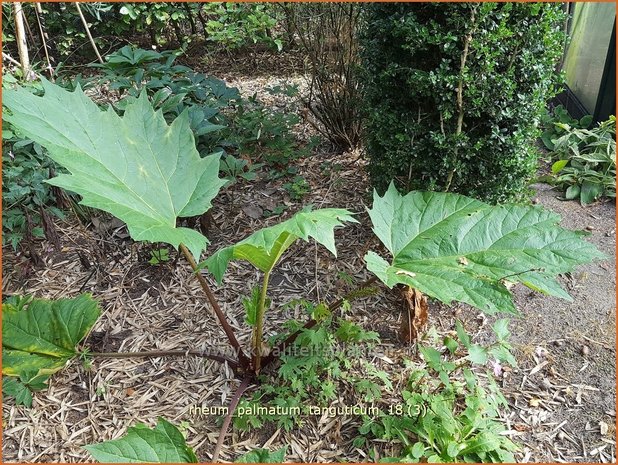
(2, 49), (615, 463)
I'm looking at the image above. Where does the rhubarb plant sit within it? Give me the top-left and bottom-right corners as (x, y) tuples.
(2, 79), (605, 461)
(2, 294), (101, 406)
(200, 207), (356, 370)
(3, 78), (225, 261)
(365, 183), (605, 314)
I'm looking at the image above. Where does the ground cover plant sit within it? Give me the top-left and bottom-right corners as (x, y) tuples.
(548, 116), (616, 205)
(2, 78), (605, 461)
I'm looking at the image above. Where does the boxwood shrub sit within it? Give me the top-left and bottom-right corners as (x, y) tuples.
(360, 2), (566, 203)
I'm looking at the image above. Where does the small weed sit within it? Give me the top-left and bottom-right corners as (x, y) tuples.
(148, 247), (170, 265)
(263, 205), (287, 218)
(356, 319), (518, 463)
(283, 175), (310, 200)
(233, 306), (384, 432)
(219, 154), (263, 186)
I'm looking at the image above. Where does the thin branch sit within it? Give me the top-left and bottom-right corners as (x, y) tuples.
(445, 5), (479, 192)
(2, 52), (23, 68)
(179, 243), (251, 369)
(34, 2), (54, 79)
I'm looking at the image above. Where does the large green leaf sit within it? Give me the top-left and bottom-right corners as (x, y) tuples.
(84, 418), (198, 463)
(2, 294), (101, 380)
(366, 184), (605, 314)
(3, 79), (225, 259)
(200, 208), (357, 283)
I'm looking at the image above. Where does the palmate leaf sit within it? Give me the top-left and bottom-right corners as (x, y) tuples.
(366, 184), (605, 314)
(3, 79), (225, 259)
(84, 418), (198, 463)
(2, 294), (101, 382)
(2, 378), (34, 407)
(200, 208), (357, 283)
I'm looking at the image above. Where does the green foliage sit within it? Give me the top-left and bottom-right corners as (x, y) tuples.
(223, 96), (307, 168)
(234, 313), (385, 431)
(199, 3), (282, 51)
(365, 184), (605, 314)
(1, 60), (605, 462)
(2, 125), (65, 249)
(1, 74), (69, 249)
(360, 3), (566, 203)
(358, 322), (517, 463)
(335, 319), (380, 344)
(148, 247), (170, 265)
(94, 46), (235, 154)
(235, 447), (287, 463)
(201, 207), (356, 283)
(84, 418), (198, 463)
(3, 79), (226, 260)
(93, 46), (303, 172)
(220, 154), (263, 185)
(243, 286), (271, 327)
(2, 375), (48, 408)
(550, 116), (616, 205)
(2, 294), (101, 403)
(283, 175), (310, 200)
(540, 105), (593, 151)
(1, 3), (282, 64)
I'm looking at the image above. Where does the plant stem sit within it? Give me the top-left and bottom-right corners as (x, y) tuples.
(178, 243), (251, 369)
(253, 270), (271, 373)
(211, 375), (252, 462)
(88, 349), (238, 368)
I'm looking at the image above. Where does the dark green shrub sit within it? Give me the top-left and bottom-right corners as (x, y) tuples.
(360, 3), (566, 203)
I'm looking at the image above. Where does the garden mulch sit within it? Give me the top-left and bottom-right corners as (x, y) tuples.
(2, 49), (615, 463)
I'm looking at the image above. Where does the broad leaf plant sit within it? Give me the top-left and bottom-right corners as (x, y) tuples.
(2, 80), (605, 460)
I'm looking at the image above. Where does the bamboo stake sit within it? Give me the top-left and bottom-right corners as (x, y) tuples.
(75, 2), (104, 64)
(13, 2), (32, 79)
(34, 2), (54, 79)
